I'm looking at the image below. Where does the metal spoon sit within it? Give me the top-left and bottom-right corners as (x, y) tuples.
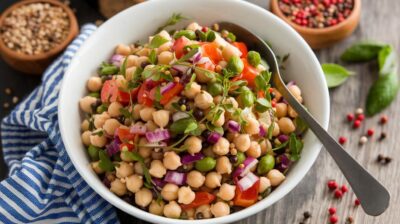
(218, 22), (390, 216)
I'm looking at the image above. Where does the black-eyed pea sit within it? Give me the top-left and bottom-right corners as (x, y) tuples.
(115, 44), (131, 55)
(115, 162), (134, 178)
(222, 44), (241, 61)
(183, 82), (201, 99)
(184, 136), (202, 155)
(272, 122), (280, 137)
(126, 174), (143, 193)
(278, 117), (296, 134)
(259, 176), (272, 192)
(275, 103), (288, 118)
(149, 200), (165, 215)
(135, 188), (153, 207)
(91, 161), (104, 174)
(233, 134), (251, 152)
(267, 169), (285, 186)
(110, 179), (127, 196)
(134, 162), (143, 175)
(158, 51), (174, 65)
(103, 119), (121, 135)
(244, 117), (260, 135)
(216, 156), (232, 174)
(163, 201), (181, 218)
(87, 77), (102, 92)
(79, 96), (97, 113)
(89, 129), (107, 147)
(187, 170), (205, 188)
(195, 205), (212, 219)
(140, 107), (156, 122)
(163, 151), (182, 170)
(152, 110), (170, 128)
(288, 105), (298, 118)
(246, 141), (262, 158)
(149, 160), (166, 178)
(161, 183), (179, 201)
(217, 183), (235, 201)
(205, 172), (222, 189)
(81, 130), (91, 146)
(212, 137), (230, 156)
(194, 91), (214, 109)
(125, 66), (137, 81)
(178, 186), (195, 204)
(210, 202), (230, 217)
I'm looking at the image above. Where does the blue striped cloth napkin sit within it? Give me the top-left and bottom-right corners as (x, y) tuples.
(0, 24), (120, 224)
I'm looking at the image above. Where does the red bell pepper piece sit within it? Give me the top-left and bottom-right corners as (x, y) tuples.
(240, 58), (259, 88)
(201, 43), (223, 64)
(181, 192), (216, 210)
(160, 83), (183, 105)
(233, 42), (248, 58)
(233, 180), (260, 207)
(172, 36), (191, 59)
(116, 127), (135, 143)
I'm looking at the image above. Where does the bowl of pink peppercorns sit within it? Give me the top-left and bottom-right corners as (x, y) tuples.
(270, 0), (361, 49)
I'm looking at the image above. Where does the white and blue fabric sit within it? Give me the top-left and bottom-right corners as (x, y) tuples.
(0, 24), (119, 224)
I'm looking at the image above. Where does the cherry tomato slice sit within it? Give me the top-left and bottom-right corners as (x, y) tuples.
(172, 36), (191, 59)
(233, 42), (248, 58)
(116, 127), (135, 143)
(160, 83), (183, 105)
(101, 79), (131, 105)
(240, 58), (259, 88)
(233, 180), (260, 207)
(181, 192), (216, 210)
(201, 43), (222, 64)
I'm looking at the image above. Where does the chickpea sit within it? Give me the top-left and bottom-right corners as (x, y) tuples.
(158, 30), (172, 41)
(110, 179), (127, 196)
(178, 186), (196, 204)
(138, 138), (152, 158)
(185, 208), (196, 219)
(288, 85), (302, 100)
(103, 119), (121, 135)
(94, 112), (110, 129)
(194, 91), (214, 110)
(149, 200), (165, 215)
(125, 55), (138, 67)
(259, 176), (272, 193)
(79, 96), (97, 113)
(161, 183), (179, 201)
(212, 111), (225, 127)
(163, 201), (182, 218)
(81, 130), (91, 146)
(278, 117), (296, 134)
(272, 122), (280, 137)
(244, 117), (260, 135)
(81, 119), (90, 131)
(267, 169), (286, 186)
(163, 151), (182, 170)
(216, 156), (232, 174)
(246, 141), (262, 158)
(213, 33), (228, 48)
(195, 205), (212, 219)
(157, 41), (172, 54)
(90, 129), (107, 147)
(288, 105), (298, 118)
(149, 160), (167, 178)
(184, 136), (202, 155)
(210, 202), (230, 217)
(275, 103), (288, 118)
(135, 188), (153, 207)
(152, 110), (170, 128)
(260, 139), (272, 155)
(115, 44), (131, 55)
(187, 170), (205, 188)
(186, 22), (202, 31)
(158, 51), (174, 65)
(205, 172), (222, 189)
(126, 174), (143, 193)
(132, 104), (143, 120)
(136, 48), (151, 57)
(124, 66), (137, 81)
(233, 134), (251, 152)
(87, 77), (102, 92)
(116, 162), (134, 178)
(226, 132), (238, 142)
(91, 161), (104, 174)
(145, 120), (158, 132)
(140, 107), (156, 122)
(217, 184), (236, 201)
(212, 137), (230, 156)
(183, 82), (201, 99)
(222, 43), (242, 61)
(107, 102), (122, 117)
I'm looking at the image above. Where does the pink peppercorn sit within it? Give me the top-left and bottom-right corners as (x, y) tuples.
(338, 137), (347, 145)
(347, 113), (354, 122)
(328, 207), (336, 215)
(334, 189), (343, 198)
(367, 129), (374, 136)
(357, 114), (365, 121)
(327, 180), (338, 190)
(341, 185), (348, 193)
(355, 198), (360, 206)
(353, 120), (361, 128)
(380, 115), (388, 124)
(330, 214), (338, 224)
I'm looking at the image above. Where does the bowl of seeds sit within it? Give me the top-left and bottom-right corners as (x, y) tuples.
(270, 0), (361, 49)
(0, 0), (78, 75)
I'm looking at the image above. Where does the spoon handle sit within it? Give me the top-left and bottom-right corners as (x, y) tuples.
(274, 75), (390, 216)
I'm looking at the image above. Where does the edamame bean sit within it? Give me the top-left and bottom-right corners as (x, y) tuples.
(235, 151), (246, 166)
(195, 157), (216, 172)
(239, 86), (254, 107)
(88, 145), (101, 161)
(247, 51), (261, 67)
(173, 30), (197, 40)
(257, 154), (275, 175)
(207, 82), (223, 97)
(226, 55), (244, 74)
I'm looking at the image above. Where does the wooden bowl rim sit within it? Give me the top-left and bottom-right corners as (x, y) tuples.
(0, 0), (79, 61)
(270, 0), (361, 34)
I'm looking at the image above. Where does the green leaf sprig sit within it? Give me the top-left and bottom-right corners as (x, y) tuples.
(322, 63), (354, 88)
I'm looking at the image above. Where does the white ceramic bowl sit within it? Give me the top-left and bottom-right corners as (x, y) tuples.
(58, 0), (330, 223)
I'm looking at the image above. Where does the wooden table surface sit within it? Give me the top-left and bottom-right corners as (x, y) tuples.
(1, 0), (399, 223)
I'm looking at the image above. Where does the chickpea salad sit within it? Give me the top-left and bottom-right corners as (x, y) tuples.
(79, 17), (307, 220)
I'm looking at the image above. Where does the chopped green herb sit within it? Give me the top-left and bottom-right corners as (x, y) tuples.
(157, 13), (187, 32)
(119, 107), (132, 119)
(173, 30), (196, 40)
(170, 117), (197, 134)
(322, 63), (354, 88)
(120, 56), (128, 77)
(149, 49), (157, 64)
(255, 98), (271, 113)
(155, 86), (162, 102)
(98, 150), (115, 172)
(150, 35), (169, 48)
(288, 133), (303, 161)
(122, 151), (152, 187)
(88, 145), (101, 161)
(99, 62), (119, 76)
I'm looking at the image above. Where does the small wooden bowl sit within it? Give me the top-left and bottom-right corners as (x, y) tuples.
(0, 0), (79, 75)
(270, 0), (361, 49)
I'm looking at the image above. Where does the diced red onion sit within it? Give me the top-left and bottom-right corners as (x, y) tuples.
(172, 64), (190, 74)
(172, 112), (190, 122)
(182, 153), (204, 165)
(259, 125), (266, 137)
(152, 178), (167, 189)
(145, 129), (170, 143)
(276, 154), (291, 172)
(237, 172), (259, 191)
(281, 99), (289, 104)
(207, 132), (221, 144)
(160, 82), (176, 94)
(106, 139), (120, 156)
(287, 81), (296, 87)
(278, 134), (289, 143)
(233, 157), (259, 178)
(110, 54), (124, 67)
(227, 120), (240, 132)
(190, 51), (202, 64)
(130, 124), (147, 135)
(164, 171), (187, 186)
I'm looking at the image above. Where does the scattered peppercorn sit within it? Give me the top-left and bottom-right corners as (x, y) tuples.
(341, 185), (348, 193)
(377, 154), (385, 162)
(4, 88), (12, 95)
(377, 154), (392, 165)
(379, 132), (387, 140)
(346, 216), (354, 224)
(367, 128), (374, 136)
(303, 211), (311, 219)
(334, 189), (343, 198)
(328, 207), (336, 215)
(354, 198), (360, 206)
(346, 113), (354, 122)
(359, 136), (367, 145)
(356, 114), (365, 121)
(353, 120), (361, 129)
(380, 115), (388, 124)
(329, 214), (338, 224)
(327, 180), (338, 190)
(385, 157), (392, 164)
(338, 136), (347, 145)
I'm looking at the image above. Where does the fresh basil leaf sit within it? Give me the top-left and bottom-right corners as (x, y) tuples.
(170, 117), (197, 134)
(99, 62), (119, 76)
(184, 122), (198, 134)
(127, 67), (143, 90)
(288, 133), (303, 161)
(120, 56), (128, 77)
(322, 63), (354, 88)
(150, 35), (169, 48)
(98, 150), (115, 172)
(206, 122), (224, 135)
(366, 70), (399, 116)
(255, 75), (268, 92)
(378, 45), (397, 76)
(92, 130), (104, 137)
(157, 13), (187, 33)
(149, 49), (157, 64)
(255, 98), (271, 113)
(261, 71), (271, 83)
(341, 41), (386, 62)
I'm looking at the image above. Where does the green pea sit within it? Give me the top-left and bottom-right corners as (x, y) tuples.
(226, 56), (244, 74)
(247, 51), (261, 67)
(174, 30), (197, 40)
(235, 151), (246, 166)
(96, 104), (108, 114)
(89, 92), (100, 98)
(195, 157), (216, 172)
(257, 154), (275, 175)
(207, 82), (223, 96)
(239, 86), (255, 107)
(88, 145), (101, 161)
